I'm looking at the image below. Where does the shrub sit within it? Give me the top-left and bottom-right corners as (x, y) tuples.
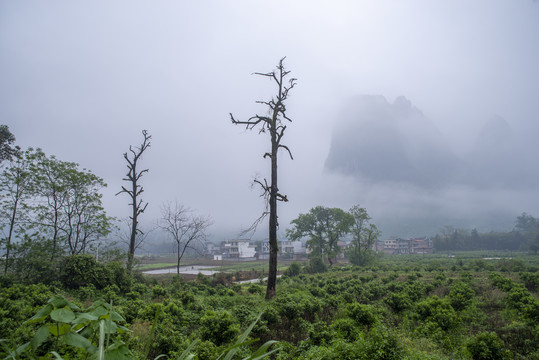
(448, 281), (475, 311)
(413, 296), (459, 332)
(364, 325), (404, 360)
(307, 257), (327, 273)
(59, 254), (105, 290)
(520, 272), (539, 291)
(465, 331), (510, 360)
(199, 310), (239, 346)
(346, 303), (377, 326)
(284, 262), (302, 277)
(385, 292), (412, 312)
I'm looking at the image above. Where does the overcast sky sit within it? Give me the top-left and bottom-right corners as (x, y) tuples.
(2, 1), (539, 241)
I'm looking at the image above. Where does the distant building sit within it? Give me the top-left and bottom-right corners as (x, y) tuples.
(374, 237), (433, 254)
(258, 240), (306, 260)
(220, 239), (257, 260)
(279, 240), (306, 259)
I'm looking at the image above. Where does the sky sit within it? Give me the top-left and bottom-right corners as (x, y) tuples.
(2, 1), (539, 242)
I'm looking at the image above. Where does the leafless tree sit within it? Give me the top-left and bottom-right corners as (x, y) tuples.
(117, 217), (154, 257)
(116, 130), (151, 273)
(230, 57), (296, 299)
(158, 201), (212, 275)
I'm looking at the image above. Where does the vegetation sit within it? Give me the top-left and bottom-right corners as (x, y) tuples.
(1, 253), (538, 359)
(287, 205), (380, 268)
(0, 147), (114, 278)
(432, 213), (539, 253)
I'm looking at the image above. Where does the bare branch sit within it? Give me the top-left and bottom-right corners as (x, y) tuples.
(279, 144), (294, 160)
(229, 57), (296, 299)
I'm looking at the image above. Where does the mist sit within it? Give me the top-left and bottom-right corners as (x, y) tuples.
(2, 1), (539, 242)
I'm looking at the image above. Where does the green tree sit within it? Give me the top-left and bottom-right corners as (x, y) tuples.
(347, 205), (380, 266)
(0, 125), (17, 163)
(287, 206), (353, 265)
(230, 58), (296, 299)
(0, 148), (36, 274)
(32, 150), (112, 257)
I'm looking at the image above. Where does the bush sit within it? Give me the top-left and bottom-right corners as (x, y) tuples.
(346, 303), (377, 327)
(307, 258), (327, 273)
(465, 331), (510, 360)
(60, 254), (105, 289)
(199, 310), (239, 346)
(284, 262), (302, 277)
(385, 292), (412, 312)
(448, 281), (475, 311)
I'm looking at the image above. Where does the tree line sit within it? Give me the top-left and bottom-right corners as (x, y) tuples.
(432, 213), (539, 253)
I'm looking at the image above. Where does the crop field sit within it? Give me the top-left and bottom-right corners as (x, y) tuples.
(1, 253), (538, 359)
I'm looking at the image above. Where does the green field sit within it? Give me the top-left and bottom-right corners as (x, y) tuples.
(1, 253), (538, 359)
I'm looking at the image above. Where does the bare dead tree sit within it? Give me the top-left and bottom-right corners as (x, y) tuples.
(116, 130), (151, 273)
(230, 57), (296, 299)
(117, 217), (154, 257)
(158, 201), (213, 275)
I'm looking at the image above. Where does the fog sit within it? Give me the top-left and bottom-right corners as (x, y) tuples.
(2, 1), (538, 241)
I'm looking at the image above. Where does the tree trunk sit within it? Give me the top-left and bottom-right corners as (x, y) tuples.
(177, 240), (181, 275)
(266, 128), (279, 299)
(4, 191), (19, 275)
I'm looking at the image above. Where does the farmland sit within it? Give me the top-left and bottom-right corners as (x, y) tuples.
(1, 252), (538, 359)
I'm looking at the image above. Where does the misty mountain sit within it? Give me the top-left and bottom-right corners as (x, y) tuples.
(325, 95), (460, 188)
(325, 95), (538, 191)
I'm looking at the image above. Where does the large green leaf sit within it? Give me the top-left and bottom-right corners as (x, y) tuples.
(63, 332), (96, 353)
(110, 310), (125, 323)
(31, 325), (51, 350)
(50, 308), (76, 323)
(27, 303), (53, 323)
(102, 320), (118, 334)
(104, 342), (132, 360)
(48, 296), (68, 308)
(73, 312), (99, 324)
(48, 323), (71, 336)
(90, 306), (108, 319)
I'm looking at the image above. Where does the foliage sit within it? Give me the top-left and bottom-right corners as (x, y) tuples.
(283, 262), (302, 277)
(0, 125), (17, 163)
(347, 205), (380, 266)
(287, 206), (354, 265)
(2, 295), (131, 359)
(433, 213), (539, 252)
(464, 332), (510, 360)
(3, 253), (539, 359)
(199, 310), (240, 346)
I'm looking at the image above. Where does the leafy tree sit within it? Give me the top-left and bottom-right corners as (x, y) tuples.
(347, 205), (380, 266)
(0, 125), (17, 163)
(287, 206), (353, 265)
(158, 201), (212, 275)
(116, 130), (151, 273)
(32, 150), (112, 257)
(0, 148), (36, 274)
(230, 58), (296, 299)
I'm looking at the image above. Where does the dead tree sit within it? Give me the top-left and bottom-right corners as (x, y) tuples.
(158, 201), (212, 275)
(116, 130), (151, 273)
(230, 57), (296, 299)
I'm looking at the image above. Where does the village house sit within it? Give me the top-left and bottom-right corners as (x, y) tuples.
(220, 239), (257, 260)
(374, 237), (433, 254)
